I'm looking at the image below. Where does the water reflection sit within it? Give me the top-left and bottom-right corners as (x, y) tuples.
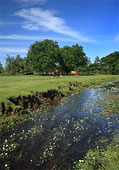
(0, 83), (119, 170)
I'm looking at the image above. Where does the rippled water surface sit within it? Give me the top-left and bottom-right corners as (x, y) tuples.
(0, 82), (119, 170)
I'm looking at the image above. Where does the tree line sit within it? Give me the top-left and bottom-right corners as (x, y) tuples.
(0, 39), (119, 75)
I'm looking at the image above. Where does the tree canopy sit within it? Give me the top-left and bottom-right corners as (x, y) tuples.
(2, 39), (119, 75)
(59, 44), (88, 73)
(5, 55), (24, 74)
(100, 51), (119, 74)
(26, 39), (60, 72)
(0, 62), (4, 73)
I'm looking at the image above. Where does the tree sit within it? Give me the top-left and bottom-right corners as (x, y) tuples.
(87, 57), (91, 66)
(26, 39), (60, 73)
(88, 63), (95, 74)
(100, 51), (119, 74)
(5, 55), (16, 74)
(22, 57), (31, 72)
(59, 44), (88, 74)
(94, 56), (100, 74)
(59, 46), (73, 73)
(0, 62), (4, 73)
(94, 56), (100, 64)
(5, 55), (24, 74)
(15, 55), (24, 73)
(115, 59), (119, 74)
(85, 57), (91, 74)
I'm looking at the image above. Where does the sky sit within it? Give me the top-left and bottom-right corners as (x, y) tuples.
(0, 0), (119, 66)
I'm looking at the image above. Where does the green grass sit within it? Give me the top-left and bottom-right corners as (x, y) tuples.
(100, 94), (119, 118)
(0, 75), (119, 105)
(74, 135), (119, 170)
(0, 113), (32, 135)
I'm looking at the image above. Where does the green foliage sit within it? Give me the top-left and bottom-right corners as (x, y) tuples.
(5, 55), (14, 74)
(5, 55), (24, 74)
(94, 56), (100, 65)
(0, 114), (30, 135)
(100, 51), (119, 75)
(59, 44), (88, 73)
(94, 56), (100, 73)
(26, 39), (60, 72)
(0, 62), (4, 73)
(3, 39), (119, 75)
(99, 94), (119, 118)
(74, 136), (119, 170)
(15, 55), (24, 73)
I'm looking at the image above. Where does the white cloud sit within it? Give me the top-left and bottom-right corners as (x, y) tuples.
(0, 42), (26, 45)
(14, 8), (95, 43)
(22, 23), (40, 30)
(0, 34), (83, 42)
(0, 47), (27, 53)
(15, 0), (47, 5)
(114, 34), (119, 42)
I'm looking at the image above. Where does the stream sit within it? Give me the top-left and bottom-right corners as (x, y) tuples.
(0, 82), (119, 170)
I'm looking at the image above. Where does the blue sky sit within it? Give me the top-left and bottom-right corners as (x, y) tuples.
(0, 0), (119, 66)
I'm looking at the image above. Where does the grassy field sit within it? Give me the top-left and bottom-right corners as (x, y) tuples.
(0, 74), (119, 105)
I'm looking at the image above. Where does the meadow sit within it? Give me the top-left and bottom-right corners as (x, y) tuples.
(0, 74), (119, 106)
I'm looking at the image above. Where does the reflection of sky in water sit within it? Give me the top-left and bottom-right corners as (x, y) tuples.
(0, 85), (119, 170)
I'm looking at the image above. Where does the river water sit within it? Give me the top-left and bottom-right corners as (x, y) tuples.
(0, 82), (119, 170)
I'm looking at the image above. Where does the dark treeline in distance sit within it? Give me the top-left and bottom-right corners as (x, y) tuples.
(0, 39), (119, 75)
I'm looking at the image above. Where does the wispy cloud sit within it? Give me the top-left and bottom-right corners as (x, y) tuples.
(114, 34), (119, 42)
(0, 21), (24, 28)
(22, 23), (40, 31)
(14, 8), (95, 43)
(0, 34), (83, 42)
(0, 42), (26, 45)
(0, 22), (19, 26)
(15, 0), (47, 6)
(0, 47), (27, 53)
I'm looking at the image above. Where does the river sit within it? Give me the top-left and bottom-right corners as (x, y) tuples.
(0, 81), (119, 170)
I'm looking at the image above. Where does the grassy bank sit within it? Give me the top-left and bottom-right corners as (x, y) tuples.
(0, 75), (119, 130)
(0, 75), (119, 105)
(74, 134), (119, 170)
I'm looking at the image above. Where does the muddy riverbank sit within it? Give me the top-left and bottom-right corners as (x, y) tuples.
(0, 81), (81, 116)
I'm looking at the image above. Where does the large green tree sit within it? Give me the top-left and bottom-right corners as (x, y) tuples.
(26, 39), (60, 73)
(59, 44), (88, 73)
(100, 51), (119, 74)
